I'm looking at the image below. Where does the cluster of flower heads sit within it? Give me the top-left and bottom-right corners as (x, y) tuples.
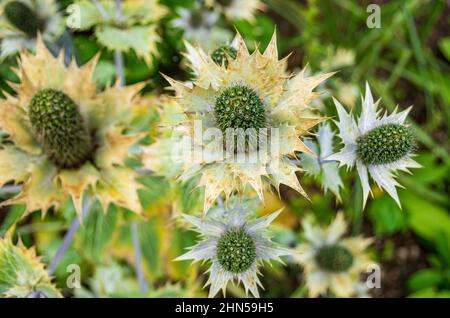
(0, 0), (421, 298)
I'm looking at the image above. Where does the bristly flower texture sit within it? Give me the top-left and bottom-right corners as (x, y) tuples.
(176, 207), (290, 297)
(0, 37), (144, 218)
(294, 213), (374, 297)
(156, 32), (333, 212)
(328, 83), (420, 208)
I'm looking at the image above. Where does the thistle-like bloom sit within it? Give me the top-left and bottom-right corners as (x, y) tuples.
(0, 0), (64, 59)
(294, 213), (373, 297)
(0, 38), (144, 218)
(159, 32), (333, 212)
(176, 207), (290, 297)
(0, 234), (61, 298)
(328, 83), (420, 208)
(205, 0), (265, 22)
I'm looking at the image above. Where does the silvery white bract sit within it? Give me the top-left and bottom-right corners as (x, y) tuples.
(176, 208), (291, 297)
(300, 123), (343, 201)
(327, 83), (420, 208)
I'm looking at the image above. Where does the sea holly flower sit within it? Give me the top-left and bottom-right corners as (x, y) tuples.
(294, 213), (374, 298)
(176, 207), (290, 297)
(0, 0), (64, 59)
(204, 0), (265, 22)
(159, 32), (333, 212)
(0, 233), (61, 298)
(172, 3), (230, 51)
(67, 0), (166, 65)
(328, 83), (420, 208)
(0, 37), (144, 218)
(299, 123), (343, 201)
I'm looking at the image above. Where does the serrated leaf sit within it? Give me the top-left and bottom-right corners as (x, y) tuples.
(95, 25), (158, 65)
(0, 236), (61, 298)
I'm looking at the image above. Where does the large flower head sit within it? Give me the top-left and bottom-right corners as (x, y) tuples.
(294, 213), (374, 297)
(176, 207), (290, 297)
(159, 32), (333, 212)
(0, 0), (64, 59)
(328, 83), (420, 208)
(0, 38), (144, 218)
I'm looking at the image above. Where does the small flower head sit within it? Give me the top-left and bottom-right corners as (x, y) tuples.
(0, 38), (144, 218)
(172, 4), (228, 50)
(214, 84), (266, 132)
(28, 88), (92, 169)
(328, 83), (420, 208)
(4, 1), (44, 37)
(176, 207), (290, 297)
(205, 0), (265, 22)
(294, 213), (374, 297)
(211, 45), (237, 67)
(158, 32), (333, 212)
(0, 0), (64, 59)
(356, 123), (415, 166)
(0, 233), (61, 298)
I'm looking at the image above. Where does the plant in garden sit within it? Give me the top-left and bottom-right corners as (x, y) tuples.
(0, 0), (64, 59)
(0, 37), (144, 218)
(176, 206), (290, 297)
(294, 213), (374, 297)
(0, 232), (61, 298)
(156, 32), (333, 212)
(67, 0), (166, 65)
(328, 83), (420, 208)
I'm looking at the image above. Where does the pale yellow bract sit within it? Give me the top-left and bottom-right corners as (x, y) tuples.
(0, 37), (144, 218)
(151, 32), (334, 213)
(294, 213), (374, 297)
